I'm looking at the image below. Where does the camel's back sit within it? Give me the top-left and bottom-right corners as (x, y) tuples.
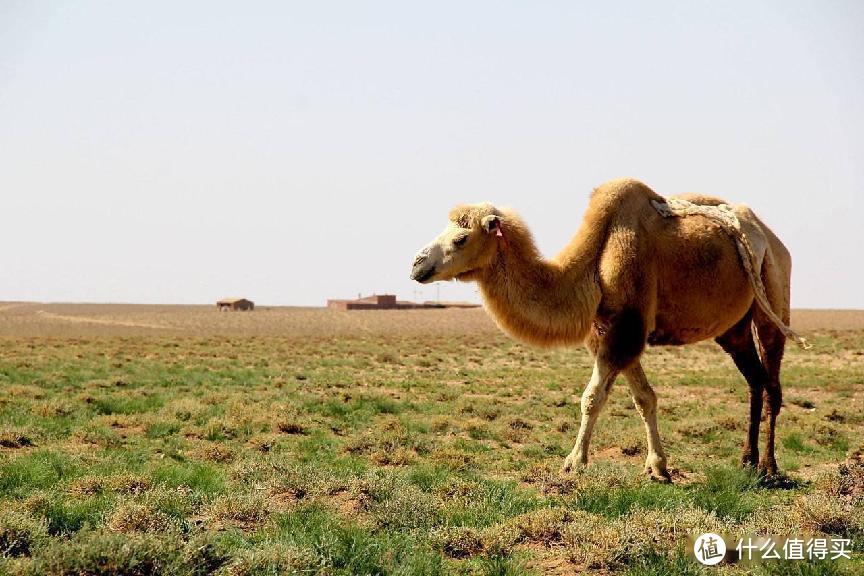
(671, 192), (726, 206)
(667, 193), (790, 282)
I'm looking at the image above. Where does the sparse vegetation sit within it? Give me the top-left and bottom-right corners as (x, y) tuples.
(0, 305), (862, 574)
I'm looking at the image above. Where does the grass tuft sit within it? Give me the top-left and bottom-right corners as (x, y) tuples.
(26, 492), (113, 536)
(0, 509), (48, 558)
(623, 551), (706, 576)
(31, 530), (180, 576)
(0, 429), (35, 449)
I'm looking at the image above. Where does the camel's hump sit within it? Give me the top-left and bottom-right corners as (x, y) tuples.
(589, 178), (665, 209)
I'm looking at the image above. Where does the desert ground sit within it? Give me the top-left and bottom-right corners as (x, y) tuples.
(0, 303), (862, 575)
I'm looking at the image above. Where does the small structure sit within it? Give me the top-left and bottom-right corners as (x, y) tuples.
(217, 298), (254, 311)
(327, 294), (479, 311)
(327, 294), (398, 310)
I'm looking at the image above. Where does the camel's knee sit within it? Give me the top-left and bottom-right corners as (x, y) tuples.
(748, 380), (765, 398)
(579, 360), (617, 417)
(624, 365), (657, 416)
(632, 385), (656, 412)
(769, 396), (782, 415)
(580, 386), (607, 417)
(765, 384), (782, 415)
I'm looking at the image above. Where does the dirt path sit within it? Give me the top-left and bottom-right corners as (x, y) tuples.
(34, 310), (175, 330)
(0, 303), (36, 313)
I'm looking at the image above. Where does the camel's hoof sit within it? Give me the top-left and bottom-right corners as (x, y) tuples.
(645, 466), (672, 484)
(644, 455), (671, 483)
(561, 455), (586, 474)
(741, 454), (760, 469)
(757, 460), (779, 478)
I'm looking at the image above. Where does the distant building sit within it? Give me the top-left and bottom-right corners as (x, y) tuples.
(327, 294), (399, 310)
(217, 298), (254, 311)
(326, 294), (479, 311)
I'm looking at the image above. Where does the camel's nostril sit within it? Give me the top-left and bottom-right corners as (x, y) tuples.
(413, 248), (430, 267)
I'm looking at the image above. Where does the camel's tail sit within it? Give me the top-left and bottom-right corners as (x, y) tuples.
(652, 198), (811, 350)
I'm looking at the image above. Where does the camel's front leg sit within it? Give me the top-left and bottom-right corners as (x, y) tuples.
(623, 363), (670, 482)
(562, 358), (618, 472)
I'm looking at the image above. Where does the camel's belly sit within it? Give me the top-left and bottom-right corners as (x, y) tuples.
(649, 289), (753, 345)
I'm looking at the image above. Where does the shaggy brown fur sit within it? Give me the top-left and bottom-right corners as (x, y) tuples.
(411, 178), (792, 478)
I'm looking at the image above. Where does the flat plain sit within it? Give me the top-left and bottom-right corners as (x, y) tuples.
(0, 303), (862, 575)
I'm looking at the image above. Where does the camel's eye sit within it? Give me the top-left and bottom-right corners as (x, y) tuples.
(453, 234), (469, 248)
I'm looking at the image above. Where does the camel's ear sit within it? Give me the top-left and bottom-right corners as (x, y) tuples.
(481, 214), (501, 234)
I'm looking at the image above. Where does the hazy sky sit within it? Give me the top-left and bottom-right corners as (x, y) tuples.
(1, 1), (862, 307)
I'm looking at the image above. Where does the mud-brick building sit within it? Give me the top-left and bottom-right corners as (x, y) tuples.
(216, 298), (254, 311)
(327, 294), (398, 310)
(326, 294), (480, 310)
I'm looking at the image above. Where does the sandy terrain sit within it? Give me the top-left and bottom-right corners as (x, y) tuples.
(0, 302), (860, 338)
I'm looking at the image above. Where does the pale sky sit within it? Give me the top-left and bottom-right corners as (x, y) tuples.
(1, 1), (862, 307)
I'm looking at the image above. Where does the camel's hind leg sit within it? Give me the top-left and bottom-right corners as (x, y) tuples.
(716, 309), (768, 469)
(753, 244), (790, 476)
(753, 313), (786, 476)
(623, 362), (670, 482)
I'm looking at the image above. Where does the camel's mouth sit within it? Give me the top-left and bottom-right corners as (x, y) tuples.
(410, 264), (436, 284)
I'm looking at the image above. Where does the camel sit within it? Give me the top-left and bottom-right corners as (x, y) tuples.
(410, 178), (807, 480)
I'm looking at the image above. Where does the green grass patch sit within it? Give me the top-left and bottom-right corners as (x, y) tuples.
(269, 503), (443, 575)
(444, 478), (545, 528)
(145, 420), (181, 439)
(28, 493), (114, 536)
(1, 326), (861, 574)
(624, 551), (707, 576)
(30, 530), (180, 575)
(0, 451), (79, 497)
(571, 482), (687, 518)
(782, 433), (813, 454)
(92, 394), (164, 415)
(150, 462), (224, 496)
(690, 466), (763, 522)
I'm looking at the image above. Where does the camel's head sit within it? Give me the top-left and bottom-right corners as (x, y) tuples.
(410, 203), (505, 284)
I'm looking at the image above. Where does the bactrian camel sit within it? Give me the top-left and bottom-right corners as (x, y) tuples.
(410, 178), (807, 480)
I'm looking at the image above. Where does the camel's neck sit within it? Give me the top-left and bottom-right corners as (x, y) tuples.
(476, 218), (602, 347)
